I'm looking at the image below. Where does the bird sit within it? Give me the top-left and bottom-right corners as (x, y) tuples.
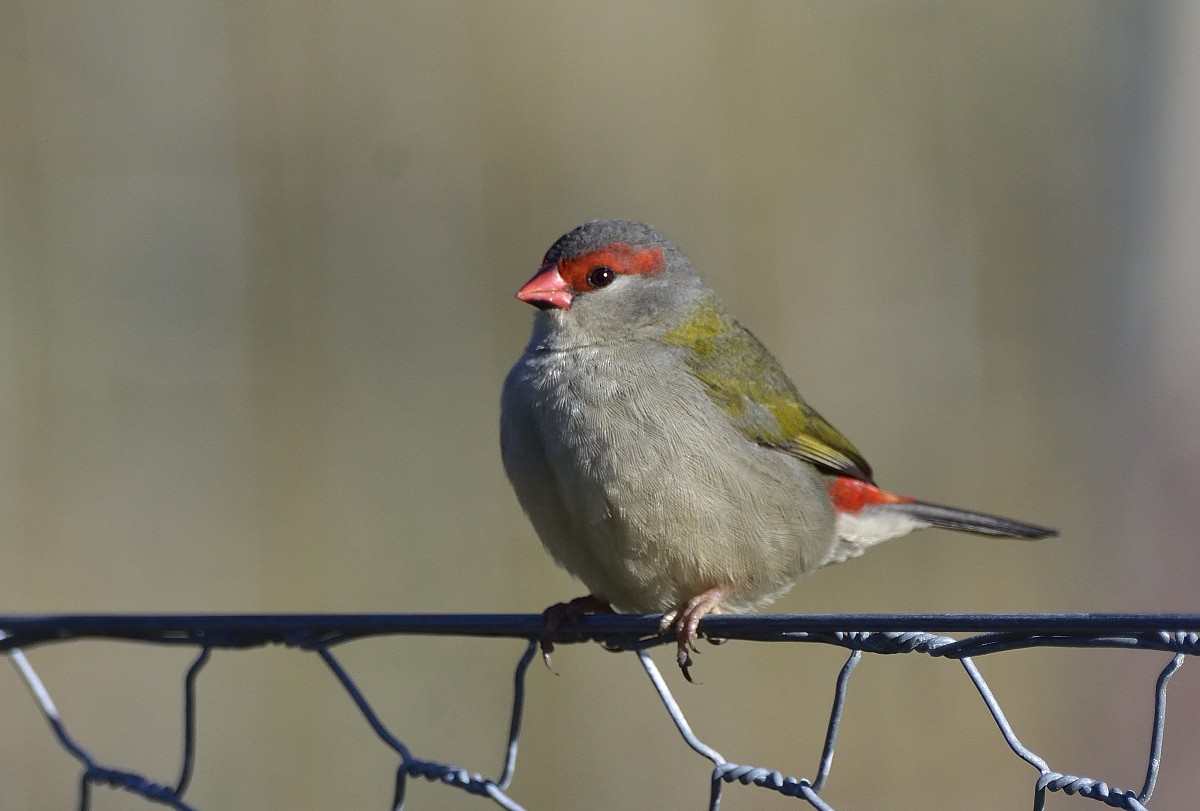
(500, 219), (1056, 681)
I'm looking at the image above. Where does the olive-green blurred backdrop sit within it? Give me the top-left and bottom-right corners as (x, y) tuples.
(3, 3), (1198, 810)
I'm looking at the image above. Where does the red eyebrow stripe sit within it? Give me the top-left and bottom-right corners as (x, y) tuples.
(557, 243), (665, 290)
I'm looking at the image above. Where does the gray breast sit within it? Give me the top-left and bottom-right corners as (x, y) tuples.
(502, 340), (837, 614)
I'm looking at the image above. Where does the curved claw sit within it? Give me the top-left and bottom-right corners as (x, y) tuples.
(539, 595), (614, 670)
(659, 586), (728, 683)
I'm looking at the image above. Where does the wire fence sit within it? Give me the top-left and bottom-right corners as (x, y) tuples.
(2, 612), (1197, 811)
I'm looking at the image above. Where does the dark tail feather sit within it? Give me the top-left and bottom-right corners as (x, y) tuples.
(896, 501), (1057, 539)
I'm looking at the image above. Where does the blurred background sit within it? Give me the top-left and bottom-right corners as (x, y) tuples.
(2, 2), (1198, 809)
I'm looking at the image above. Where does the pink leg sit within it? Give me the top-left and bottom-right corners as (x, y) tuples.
(658, 586), (727, 683)
(539, 595), (614, 670)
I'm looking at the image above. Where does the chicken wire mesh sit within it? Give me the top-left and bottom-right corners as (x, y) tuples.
(1, 613), (1197, 811)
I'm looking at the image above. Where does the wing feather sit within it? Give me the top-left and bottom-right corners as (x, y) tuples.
(663, 300), (873, 482)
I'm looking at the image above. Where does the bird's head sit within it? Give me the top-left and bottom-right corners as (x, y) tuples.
(516, 220), (709, 347)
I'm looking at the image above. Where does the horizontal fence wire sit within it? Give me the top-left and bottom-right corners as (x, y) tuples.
(2, 613), (1198, 811)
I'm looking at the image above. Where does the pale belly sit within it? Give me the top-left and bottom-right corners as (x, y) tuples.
(502, 344), (837, 614)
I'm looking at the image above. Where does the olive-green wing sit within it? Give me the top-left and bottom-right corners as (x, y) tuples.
(663, 301), (873, 482)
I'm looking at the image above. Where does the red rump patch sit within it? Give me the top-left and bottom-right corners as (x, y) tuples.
(828, 477), (915, 514)
(557, 243), (665, 291)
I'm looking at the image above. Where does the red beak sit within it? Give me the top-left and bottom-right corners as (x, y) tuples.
(516, 264), (573, 310)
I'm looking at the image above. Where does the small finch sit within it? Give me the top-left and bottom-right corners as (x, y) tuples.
(501, 220), (1055, 680)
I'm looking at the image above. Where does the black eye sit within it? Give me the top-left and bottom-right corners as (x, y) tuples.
(587, 266), (615, 289)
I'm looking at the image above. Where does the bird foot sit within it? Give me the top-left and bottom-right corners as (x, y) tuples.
(659, 586), (727, 683)
(539, 595), (614, 671)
